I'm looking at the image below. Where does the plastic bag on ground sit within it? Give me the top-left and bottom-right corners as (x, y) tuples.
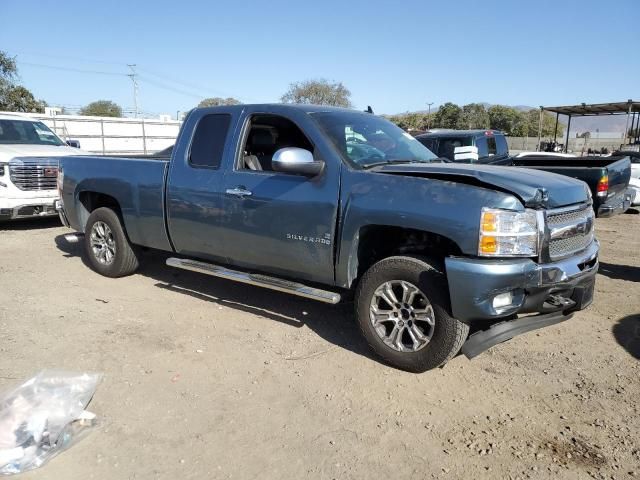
(0, 370), (102, 475)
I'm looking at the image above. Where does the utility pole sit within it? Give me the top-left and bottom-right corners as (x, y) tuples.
(426, 102), (434, 130)
(127, 64), (139, 118)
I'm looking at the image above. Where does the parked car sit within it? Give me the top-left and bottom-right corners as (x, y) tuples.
(57, 105), (599, 372)
(0, 113), (87, 221)
(416, 129), (632, 217)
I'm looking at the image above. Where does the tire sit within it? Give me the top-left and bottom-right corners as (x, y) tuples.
(355, 255), (469, 373)
(84, 207), (139, 278)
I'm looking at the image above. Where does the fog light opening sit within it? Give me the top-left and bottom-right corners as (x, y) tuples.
(492, 292), (514, 310)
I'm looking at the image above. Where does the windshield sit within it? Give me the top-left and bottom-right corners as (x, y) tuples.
(0, 119), (65, 146)
(311, 111), (438, 168)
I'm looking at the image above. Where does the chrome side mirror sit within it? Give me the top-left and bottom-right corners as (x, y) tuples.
(272, 147), (324, 176)
(66, 139), (81, 148)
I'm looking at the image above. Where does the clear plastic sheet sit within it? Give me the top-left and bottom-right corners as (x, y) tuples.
(0, 370), (102, 475)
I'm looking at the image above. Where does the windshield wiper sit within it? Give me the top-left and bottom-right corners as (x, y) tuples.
(361, 159), (420, 169)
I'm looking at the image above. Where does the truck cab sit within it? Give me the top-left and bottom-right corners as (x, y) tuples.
(0, 114), (87, 221)
(415, 129), (510, 164)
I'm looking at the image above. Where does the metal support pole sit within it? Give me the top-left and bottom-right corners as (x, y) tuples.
(141, 119), (147, 155)
(622, 100), (632, 147)
(629, 111), (637, 144)
(536, 107), (543, 151)
(553, 112), (559, 142)
(100, 120), (106, 155)
(564, 115), (572, 153)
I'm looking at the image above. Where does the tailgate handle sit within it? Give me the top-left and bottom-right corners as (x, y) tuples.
(225, 186), (252, 198)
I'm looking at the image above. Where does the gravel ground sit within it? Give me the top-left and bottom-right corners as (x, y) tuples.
(0, 212), (638, 480)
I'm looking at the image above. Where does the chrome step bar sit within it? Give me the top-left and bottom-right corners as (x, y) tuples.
(166, 257), (341, 304)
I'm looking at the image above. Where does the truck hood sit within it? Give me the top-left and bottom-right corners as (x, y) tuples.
(0, 144), (89, 163)
(373, 162), (589, 208)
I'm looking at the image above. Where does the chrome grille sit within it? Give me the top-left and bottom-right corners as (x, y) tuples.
(9, 157), (59, 191)
(547, 205), (594, 260)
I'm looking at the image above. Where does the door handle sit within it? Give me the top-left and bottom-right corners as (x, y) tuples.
(225, 187), (253, 198)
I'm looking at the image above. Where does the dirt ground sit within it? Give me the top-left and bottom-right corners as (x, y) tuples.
(1, 212), (639, 480)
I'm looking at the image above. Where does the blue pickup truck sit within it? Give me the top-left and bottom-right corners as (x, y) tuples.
(57, 104), (599, 372)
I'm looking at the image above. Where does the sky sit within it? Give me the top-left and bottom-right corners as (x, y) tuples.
(1, 0), (639, 120)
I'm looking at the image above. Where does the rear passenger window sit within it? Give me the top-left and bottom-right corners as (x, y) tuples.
(486, 136), (497, 156)
(189, 114), (231, 168)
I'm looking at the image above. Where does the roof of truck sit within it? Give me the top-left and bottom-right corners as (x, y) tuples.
(196, 103), (364, 114)
(0, 113), (34, 121)
(415, 129), (504, 138)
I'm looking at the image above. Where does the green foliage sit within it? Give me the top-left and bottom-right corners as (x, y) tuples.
(0, 85), (47, 113)
(0, 50), (47, 113)
(458, 103), (490, 129)
(487, 105), (520, 134)
(432, 102), (462, 129)
(281, 79), (352, 108)
(387, 102), (565, 138)
(79, 100), (123, 117)
(385, 112), (431, 131)
(198, 97), (242, 108)
(0, 51), (17, 87)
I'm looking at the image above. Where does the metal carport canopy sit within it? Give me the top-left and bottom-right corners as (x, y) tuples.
(537, 100), (639, 152)
(542, 100), (640, 116)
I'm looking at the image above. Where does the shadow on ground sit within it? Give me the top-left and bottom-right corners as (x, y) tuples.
(0, 217), (61, 231)
(54, 234), (378, 365)
(598, 262), (640, 282)
(612, 314), (640, 360)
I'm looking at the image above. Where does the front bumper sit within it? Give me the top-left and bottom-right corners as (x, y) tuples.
(447, 241), (599, 358)
(445, 240), (599, 323)
(597, 189), (632, 217)
(0, 196), (58, 220)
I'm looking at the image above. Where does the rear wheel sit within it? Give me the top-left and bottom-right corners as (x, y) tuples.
(84, 207), (139, 277)
(355, 256), (469, 372)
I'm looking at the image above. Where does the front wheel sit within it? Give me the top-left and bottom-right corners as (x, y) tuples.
(84, 207), (139, 278)
(355, 256), (469, 372)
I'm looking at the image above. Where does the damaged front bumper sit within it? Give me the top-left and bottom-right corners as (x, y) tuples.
(445, 240), (599, 358)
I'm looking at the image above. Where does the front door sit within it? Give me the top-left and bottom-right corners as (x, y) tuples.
(220, 109), (340, 285)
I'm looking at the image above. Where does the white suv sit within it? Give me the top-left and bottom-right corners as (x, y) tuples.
(0, 113), (88, 221)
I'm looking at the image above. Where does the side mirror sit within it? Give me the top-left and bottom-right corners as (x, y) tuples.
(66, 140), (81, 148)
(272, 147), (324, 176)
(454, 145), (479, 162)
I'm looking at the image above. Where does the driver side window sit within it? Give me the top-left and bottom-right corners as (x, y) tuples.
(240, 114), (313, 172)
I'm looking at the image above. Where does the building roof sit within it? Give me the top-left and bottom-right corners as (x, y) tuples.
(543, 100), (640, 116)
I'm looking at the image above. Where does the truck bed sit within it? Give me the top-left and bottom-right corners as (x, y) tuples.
(510, 154), (631, 215)
(60, 155), (172, 251)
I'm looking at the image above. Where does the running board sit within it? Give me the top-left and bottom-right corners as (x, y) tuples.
(166, 257), (341, 304)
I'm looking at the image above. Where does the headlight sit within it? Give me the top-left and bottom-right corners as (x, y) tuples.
(478, 208), (539, 257)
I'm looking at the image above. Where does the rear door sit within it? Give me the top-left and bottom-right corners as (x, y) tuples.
(219, 106), (340, 285)
(166, 107), (241, 262)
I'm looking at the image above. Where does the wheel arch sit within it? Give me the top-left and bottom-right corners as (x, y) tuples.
(343, 224), (463, 289)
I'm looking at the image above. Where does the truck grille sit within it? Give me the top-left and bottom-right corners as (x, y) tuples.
(9, 157), (59, 191)
(547, 205), (594, 260)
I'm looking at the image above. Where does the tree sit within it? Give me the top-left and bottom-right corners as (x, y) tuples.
(0, 51), (17, 88)
(386, 112), (430, 131)
(0, 85), (46, 113)
(0, 50), (47, 113)
(458, 103), (490, 129)
(198, 97), (242, 108)
(431, 102), (462, 129)
(79, 100), (123, 117)
(281, 79), (352, 107)
(488, 105), (520, 134)
(512, 109), (564, 138)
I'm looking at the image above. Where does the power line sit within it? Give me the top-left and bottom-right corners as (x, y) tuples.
(137, 75), (205, 100)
